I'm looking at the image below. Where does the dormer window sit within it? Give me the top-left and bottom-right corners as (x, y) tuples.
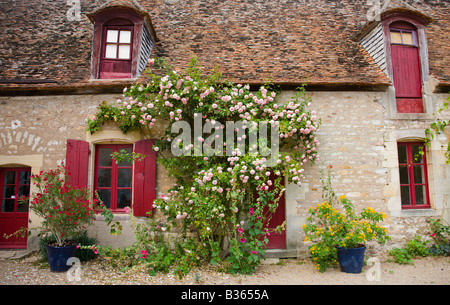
(357, 10), (432, 115)
(88, 7), (156, 80)
(100, 19), (134, 79)
(381, 11), (432, 114)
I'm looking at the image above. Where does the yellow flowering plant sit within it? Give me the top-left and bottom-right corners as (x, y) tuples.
(302, 165), (391, 272)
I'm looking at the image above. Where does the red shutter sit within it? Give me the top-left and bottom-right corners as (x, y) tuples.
(65, 139), (89, 188)
(133, 139), (156, 217)
(391, 45), (422, 98)
(390, 25), (423, 113)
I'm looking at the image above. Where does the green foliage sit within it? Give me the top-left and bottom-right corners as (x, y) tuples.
(389, 247), (414, 265)
(428, 218), (450, 257)
(429, 218), (450, 245)
(423, 93), (450, 164)
(428, 244), (450, 256)
(110, 149), (145, 164)
(79, 208), (207, 278)
(389, 219), (450, 264)
(389, 235), (431, 264)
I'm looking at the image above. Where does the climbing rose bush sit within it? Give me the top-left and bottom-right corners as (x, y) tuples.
(86, 57), (321, 275)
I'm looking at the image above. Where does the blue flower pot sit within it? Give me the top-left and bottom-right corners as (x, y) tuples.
(337, 245), (366, 274)
(46, 243), (77, 272)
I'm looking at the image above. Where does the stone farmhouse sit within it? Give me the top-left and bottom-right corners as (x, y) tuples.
(0, 0), (449, 257)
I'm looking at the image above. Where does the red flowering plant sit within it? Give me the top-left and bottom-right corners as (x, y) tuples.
(19, 164), (98, 247)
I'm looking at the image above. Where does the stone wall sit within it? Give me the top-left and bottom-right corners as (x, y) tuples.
(1, 89), (449, 254)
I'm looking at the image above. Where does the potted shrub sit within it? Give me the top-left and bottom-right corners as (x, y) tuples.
(19, 164), (98, 271)
(302, 165), (391, 273)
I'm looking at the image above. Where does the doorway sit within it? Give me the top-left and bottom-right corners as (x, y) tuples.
(0, 167), (31, 249)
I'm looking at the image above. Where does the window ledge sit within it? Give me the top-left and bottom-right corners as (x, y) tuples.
(94, 214), (131, 221)
(399, 208), (438, 217)
(89, 78), (138, 83)
(392, 113), (433, 120)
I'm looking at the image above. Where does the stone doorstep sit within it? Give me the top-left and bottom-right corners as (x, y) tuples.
(264, 248), (299, 258)
(261, 258), (280, 265)
(0, 250), (36, 260)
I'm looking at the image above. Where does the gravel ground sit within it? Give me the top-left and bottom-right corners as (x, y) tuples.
(1, 252), (449, 285)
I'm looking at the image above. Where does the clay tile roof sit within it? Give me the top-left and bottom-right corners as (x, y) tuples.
(0, 0), (448, 94)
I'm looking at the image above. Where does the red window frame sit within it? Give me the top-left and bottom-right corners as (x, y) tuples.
(397, 142), (431, 209)
(94, 144), (133, 213)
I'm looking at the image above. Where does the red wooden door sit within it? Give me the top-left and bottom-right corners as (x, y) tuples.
(390, 23), (423, 113)
(262, 173), (286, 249)
(0, 168), (31, 249)
(66, 139), (89, 188)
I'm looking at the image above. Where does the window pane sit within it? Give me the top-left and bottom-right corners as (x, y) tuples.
(415, 185), (427, 205)
(19, 171), (31, 185)
(390, 31), (402, 44)
(117, 189), (131, 209)
(106, 30), (118, 43)
(402, 32), (413, 45)
(413, 165), (425, 184)
(4, 171), (16, 185)
(117, 168), (132, 187)
(399, 165), (409, 184)
(411, 145), (424, 163)
(397, 145), (408, 164)
(118, 147), (132, 167)
(98, 148), (113, 167)
(18, 185), (30, 198)
(97, 189), (111, 209)
(4, 185), (15, 199)
(119, 30), (131, 43)
(97, 168), (112, 188)
(401, 186), (411, 205)
(17, 199), (28, 212)
(118, 45), (130, 59)
(105, 44), (117, 59)
(2, 199), (14, 212)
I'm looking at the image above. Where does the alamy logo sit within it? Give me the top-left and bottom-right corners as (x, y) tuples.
(66, 257), (82, 282)
(66, 0), (81, 22)
(171, 114), (279, 166)
(366, 0), (392, 21)
(365, 257), (381, 281)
